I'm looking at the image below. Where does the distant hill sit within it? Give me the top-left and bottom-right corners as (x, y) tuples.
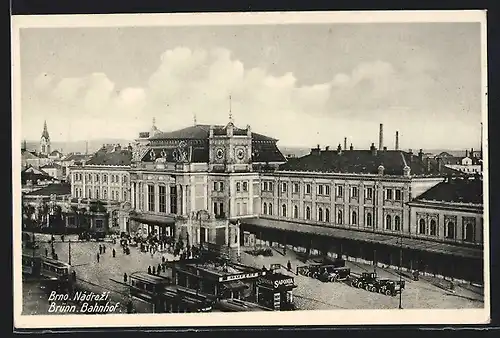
(22, 139), (134, 155)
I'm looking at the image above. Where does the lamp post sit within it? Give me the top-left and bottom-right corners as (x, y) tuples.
(398, 229), (403, 310)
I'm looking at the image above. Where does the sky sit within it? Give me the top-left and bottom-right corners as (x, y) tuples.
(19, 22), (483, 150)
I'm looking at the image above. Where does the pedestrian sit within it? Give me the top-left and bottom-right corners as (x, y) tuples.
(287, 260), (292, 272)
(152, 266), (156, 275)
(123, 273), (128, 283)
(45, 248), (48, 257)
(97, 253), (100, 263)
(54, 253), (58, 260)
(162, 264), (166, 273)
(162, 256), (165, 263)
(71, 270), (76, 282)
(157, 264), (162, 275)
(112, 248), (116, 258)
(148, 266), (152, 274)
(99, 244), (102, 254)
(61, 235), (65, 242)
(103, 245), (106, 254)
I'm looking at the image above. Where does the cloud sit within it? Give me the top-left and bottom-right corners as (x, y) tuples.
(25, 46), (480, 149)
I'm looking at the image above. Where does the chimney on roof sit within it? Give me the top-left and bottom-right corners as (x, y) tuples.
(465, 149), (469, 158)
(344, 137), (347, 150)
(209, 125), (214, 138)
(246, 124), (251, 137)
(370, 143), (377, 156)
(437, 157), (443, 172)
(379, 123), (384, 151)
(337, 144), (342, 155)
(470, 148), (474, 158)
(383, 146), (387, 151)
(350, 143), (353, 151)
(128, 143), (133, 151)
(395, 131), (399, 150)
(325, 146), (330, 151)
(418, 149), (424, 160)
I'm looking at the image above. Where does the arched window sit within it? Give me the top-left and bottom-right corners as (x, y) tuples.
(103, 189), (107, 199)
(282, 204), (287, 217)
(325, 208), (330, 222)
(269, 203), (273, 215)
(366, 212), (372, 227)
(337, 210), (343, 224)
(464, 223), (475, 242)
(88, 189), (92, 199)
(305, 206), (311, 220)
(318, 207), (323, 222)
(419, 219), (426, 234)
(394, 215), (401, 231)
(263, 203), (267, 215)
(446, 222), (455, 239)
(293, 205), (298, 218)
(430, 219), (437, 236)
(351, 211), (357, 225)
(385, 215), (392, 230)
(236, 182), (241, 192)
(95, 189), (100, 200)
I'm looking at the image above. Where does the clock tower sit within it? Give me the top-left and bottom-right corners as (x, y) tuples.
(208, 122), (252, 173)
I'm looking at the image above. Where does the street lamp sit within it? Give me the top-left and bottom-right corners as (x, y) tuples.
(398, 228), (403, 310)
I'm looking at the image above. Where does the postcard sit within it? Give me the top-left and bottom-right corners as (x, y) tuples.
(12, 10), (489, 328)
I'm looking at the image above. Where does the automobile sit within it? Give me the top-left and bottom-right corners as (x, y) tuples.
(317, 266), (351, 282)
(350, 272), (378, 290)
(377, 279), (405, 296)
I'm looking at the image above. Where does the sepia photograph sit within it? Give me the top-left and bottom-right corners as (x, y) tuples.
(12, 10), (489, 328)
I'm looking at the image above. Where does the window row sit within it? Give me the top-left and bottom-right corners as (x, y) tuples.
(236, 181), (249, 193)
(143, 184), (177, 214)
(417, 218), (477, 243)
(74, 187), (128, 201)
(262, 182), (380, 200)
(73, 172), (128, 184)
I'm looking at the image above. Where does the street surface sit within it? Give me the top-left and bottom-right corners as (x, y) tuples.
(22, 234), (484, 313)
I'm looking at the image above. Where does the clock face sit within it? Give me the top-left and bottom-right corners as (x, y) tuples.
(216, 148), (225, 160)
(236, 148), (245, 160)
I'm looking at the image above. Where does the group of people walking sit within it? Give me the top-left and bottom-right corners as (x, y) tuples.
(96, 243), (117, 262)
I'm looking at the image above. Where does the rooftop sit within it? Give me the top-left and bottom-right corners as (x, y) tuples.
(149, 124), (276, 142)
(24, 183), (71, 197)
(279, 148), (437, 176)
(40, 163), (62, 169)
(415, 176), (483, 205)
(62, 153), (92, 162)
(86, 149), (132, 166)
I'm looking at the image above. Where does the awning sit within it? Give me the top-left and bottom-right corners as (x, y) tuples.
(222, 280), (249, 290)
(130, 213), (176, 226)
(241, 217), (483, 260)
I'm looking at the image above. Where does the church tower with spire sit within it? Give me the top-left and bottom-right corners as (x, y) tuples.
(40, 120), (51, 155)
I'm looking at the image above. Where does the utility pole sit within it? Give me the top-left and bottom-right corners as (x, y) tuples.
(68, 239), (72, 265)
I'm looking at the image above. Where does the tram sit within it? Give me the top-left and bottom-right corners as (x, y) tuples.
(216, 298), (272, 312)
(22, 253), (42, 276)
(39, 256), (73, 283)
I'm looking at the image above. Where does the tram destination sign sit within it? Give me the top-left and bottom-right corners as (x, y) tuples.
(218, 272), (263, 282)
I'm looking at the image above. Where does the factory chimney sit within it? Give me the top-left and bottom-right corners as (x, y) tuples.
(395, 131), (399, 150)
(379, 123), (384, 151)
(344, 137), (347, 151)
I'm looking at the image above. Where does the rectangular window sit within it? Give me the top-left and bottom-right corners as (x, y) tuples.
(169, 186), (177, 214)
(325, 185), (330, 196)
(96, 175), (100, 183)
(219, 203), (224, 217)
(281, 182), (287, 193)
(123, 176), (128, 184)
(318, 185), (324, 195)
(269, 182), (273, 192)
(395, 189), (402, 201)
(236, 182), (241, 192)
(366, 187), (373, 199)
(159, 186), (166, 213)
(219, 182), (224, 191)
(147, 185), (155, 212)
(351, 187), (358, 198)
(243, 182), (248, 192)
(263, 182), (268, 191)
(306, 184), (311, 194)
(214, 182), (218, 191)
(386, 189), (393, 200)
(139, 184), (145, 211)
(293, 183), (299, 193)
(336, 186), (343, 197)
(123, 190), (128, 201)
